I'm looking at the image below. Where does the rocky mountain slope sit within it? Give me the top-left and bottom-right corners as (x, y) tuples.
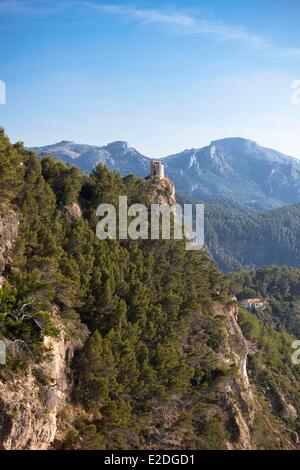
(0, 211), (296, 450)
(1, 214), (297, 449)
(164, 138), (300, 210)
(32, 137), (300, 211)
(1, 129), (300, 450)
(0, 309), (87, 450)
(31, 140), (150, 177)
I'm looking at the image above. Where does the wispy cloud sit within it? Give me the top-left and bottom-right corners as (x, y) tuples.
(1, 0), (300, 59)
(85, 2), (266, 46)
(77, 1), (300, 59)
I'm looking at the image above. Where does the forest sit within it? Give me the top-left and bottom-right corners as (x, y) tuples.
(1, 128), (300, 450)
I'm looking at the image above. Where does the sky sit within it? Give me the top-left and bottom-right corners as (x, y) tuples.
(0, 0), (300, 158)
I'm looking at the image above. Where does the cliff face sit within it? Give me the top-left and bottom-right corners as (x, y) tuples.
(141, 297), (298, 451)
(218, 301), (255, 449)
(147, 177), (176, 206)
(142, 300), (256, 450)
(216, 301), (296, 450)
(0, 310), (87, 450)
(135, 301), (253, 450)
(0, 210), (87, 450)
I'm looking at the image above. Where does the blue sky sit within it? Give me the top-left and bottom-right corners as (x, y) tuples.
(0, 0), (300, 157)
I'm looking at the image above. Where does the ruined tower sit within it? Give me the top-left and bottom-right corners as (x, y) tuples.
(150, 160), (165, 179)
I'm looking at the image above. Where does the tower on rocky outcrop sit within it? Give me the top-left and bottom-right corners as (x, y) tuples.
(150, 160), (164, 180)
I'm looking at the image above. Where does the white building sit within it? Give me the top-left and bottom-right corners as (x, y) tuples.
(241, 298), (265, 310)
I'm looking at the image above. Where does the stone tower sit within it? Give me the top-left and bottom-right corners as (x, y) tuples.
(150, 160), (165, 179)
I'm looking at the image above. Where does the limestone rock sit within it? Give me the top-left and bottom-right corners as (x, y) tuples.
(0, 311), (88, 450)
(62, 203), (82, 220)
(147, 177), (176, 206)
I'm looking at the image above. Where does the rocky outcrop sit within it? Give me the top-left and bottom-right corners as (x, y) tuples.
(265, 387), (298, 422)
(218, 301), (296, 450)
(219, 301), (255, 449)
(147, 178), (176, 206)
(62, 203), (82, 220)
(0, 311), (88, 450)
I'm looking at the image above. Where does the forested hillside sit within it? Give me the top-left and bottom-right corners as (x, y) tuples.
(0, 128), (233, 449)
(1, 129), (300, 450)
(229, 266), (300, 337)
(228, 266), (300, 438)
(206, 203), (300, 272)
(177, 194), (300, 272)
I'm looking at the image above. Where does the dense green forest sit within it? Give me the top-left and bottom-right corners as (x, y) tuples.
(177, 193), (300, 272)
(229, 266), (300, 337)
(0, 128), (232, 449)
(1, 128), (300, 450)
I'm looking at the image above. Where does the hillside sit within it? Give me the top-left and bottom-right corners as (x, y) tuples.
(206, 203), (300, 272)
(32, 137), (300, 211)
(1, 128), (300, 450)
(176, 193), (300, 273)
(229, 266), (300, 337)
(31, 140), (300, 273)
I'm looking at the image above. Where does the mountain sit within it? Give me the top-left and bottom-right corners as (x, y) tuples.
(32, 137), (300, 211)
(31, 138), (300, 273)
(2, 128), (300, 450)
(31, 140), (150, 177)
(164, 138), (300, 210)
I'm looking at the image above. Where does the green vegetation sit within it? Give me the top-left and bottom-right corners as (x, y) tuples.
(229, 266), (300, 336)
(1, 128), (300, 450)
(208, 203), (300, 272)
(229, 267), (300, 446)
(177, 193), (300, 272)
(238, 308), (300, 440)
(0, 129), (231, 450)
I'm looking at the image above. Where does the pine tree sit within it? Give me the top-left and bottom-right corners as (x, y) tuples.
(74, 330), (117, 410)
(0, 129), (24, 207)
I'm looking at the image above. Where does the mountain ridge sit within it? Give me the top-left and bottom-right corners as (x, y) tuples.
(31, 137), (300, 210)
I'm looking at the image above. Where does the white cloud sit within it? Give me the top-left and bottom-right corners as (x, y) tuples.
(82, 1), (300, 58)
(1, 1), (300, 59)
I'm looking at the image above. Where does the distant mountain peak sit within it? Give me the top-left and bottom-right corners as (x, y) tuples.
(210, 137), (259, 149)
(31, 139), (150, 177)
(211, 137), (255, 144)
(56, 140), (73, 145)
(31, 137), (300, 210)
(106, 140), (129, 149)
